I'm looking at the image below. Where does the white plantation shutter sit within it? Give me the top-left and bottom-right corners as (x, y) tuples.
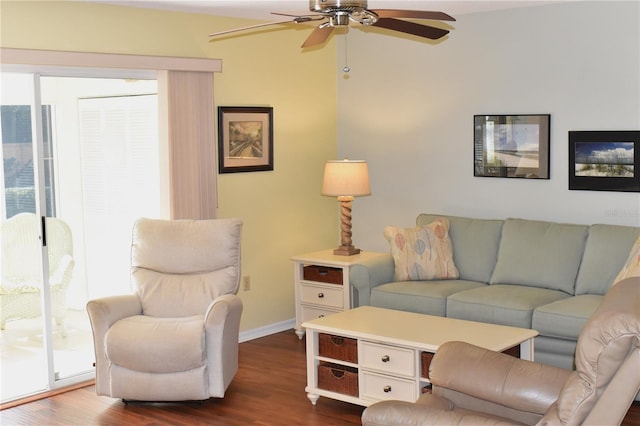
(78, 94), (160, 296)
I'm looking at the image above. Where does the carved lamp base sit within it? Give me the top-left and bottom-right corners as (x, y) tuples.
(333, 245), (361, 256)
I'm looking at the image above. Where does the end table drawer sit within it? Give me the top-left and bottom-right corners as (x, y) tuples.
(300, 305), (338, 323)
(360, 341), (415, 377)
(303, 265), (343, 284)
(360, 371), (416, 403)
(300, 283), (343, 308)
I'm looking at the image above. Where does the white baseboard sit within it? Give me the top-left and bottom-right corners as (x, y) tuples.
(239, 318), (296, 343)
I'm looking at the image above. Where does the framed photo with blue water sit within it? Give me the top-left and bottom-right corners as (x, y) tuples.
(218, 106), (274, 173)
(568, 131), (639, 192)
(474, 114), (550, 179)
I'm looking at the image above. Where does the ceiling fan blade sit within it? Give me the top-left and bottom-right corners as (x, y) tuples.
(209, 19), (298, 38)
(301, 25), (334, 48)
(271, 12), (325, 19)
(371, 10), (456, 21)
(372, 18), (449, 40)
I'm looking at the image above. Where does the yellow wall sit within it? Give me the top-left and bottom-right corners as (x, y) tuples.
(1, 1), (339, 332)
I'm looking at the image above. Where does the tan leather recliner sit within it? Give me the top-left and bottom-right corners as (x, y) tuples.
(87, 217), (243, 402)
(362, 276), (640, 425)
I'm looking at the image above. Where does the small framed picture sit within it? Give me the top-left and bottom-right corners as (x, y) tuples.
(569, 130), (639, 192)
(474, 114), (550, 179)
(218, 106), (274, 173)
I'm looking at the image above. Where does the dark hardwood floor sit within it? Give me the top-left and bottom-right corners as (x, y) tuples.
(1, 330), (639, 425)
(1, 330), (363, 425)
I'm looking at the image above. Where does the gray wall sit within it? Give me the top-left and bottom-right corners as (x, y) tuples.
(337, 1), (640, 253)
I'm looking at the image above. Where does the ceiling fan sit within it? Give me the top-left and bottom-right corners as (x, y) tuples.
(208, 0), (456, 48)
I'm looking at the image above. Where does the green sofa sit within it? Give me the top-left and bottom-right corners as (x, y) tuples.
(350, 213), (639, 370)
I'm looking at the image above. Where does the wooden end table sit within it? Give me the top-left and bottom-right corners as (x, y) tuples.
(292, 250), (388, 339)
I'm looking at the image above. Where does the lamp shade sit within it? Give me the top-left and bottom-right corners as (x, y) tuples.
(322, 159), (371, 197)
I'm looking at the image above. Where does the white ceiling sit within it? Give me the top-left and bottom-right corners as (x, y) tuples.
(84, 0), (570, 21)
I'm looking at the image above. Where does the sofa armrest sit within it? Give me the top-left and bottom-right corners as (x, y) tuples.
(349, 254), (395, 306)
(431, 341), (571, 415)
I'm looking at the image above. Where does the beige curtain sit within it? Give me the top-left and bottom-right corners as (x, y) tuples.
(159, 70), (217, 220)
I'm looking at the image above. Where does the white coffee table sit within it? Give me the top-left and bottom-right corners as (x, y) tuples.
(302, 306), (538, 407)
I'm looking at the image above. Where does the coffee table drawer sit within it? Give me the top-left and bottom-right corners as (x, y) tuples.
(360, 341), (415, 377)
(300, 283), (343, 308)
(360, 370), (416, 403)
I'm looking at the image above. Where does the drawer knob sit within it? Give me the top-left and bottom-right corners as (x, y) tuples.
(381, 355), (390, 363)
(383, 385), (392, 393)
(317, 292), (324, 298)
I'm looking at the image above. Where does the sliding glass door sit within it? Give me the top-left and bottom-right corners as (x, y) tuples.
(1, 73), (51, 399)
(1, 71), (160, 403)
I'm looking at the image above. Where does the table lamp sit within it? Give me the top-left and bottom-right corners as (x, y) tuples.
(322, 159), (371, 255)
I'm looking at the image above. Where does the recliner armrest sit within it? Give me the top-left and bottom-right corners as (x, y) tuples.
(87, 294), (142, 331)
(204, 294), (243, 397)
(86, 294), (142, 396)
(431, 341), (571, 415)
(349, 254), (395, 306)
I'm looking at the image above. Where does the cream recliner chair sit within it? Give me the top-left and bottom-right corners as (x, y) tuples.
(87, 217), (243, 402)
(362, 276), (640, 426)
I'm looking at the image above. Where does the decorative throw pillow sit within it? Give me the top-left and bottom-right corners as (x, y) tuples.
(613, 235), (640, 284)
(384, 218), (459, 281)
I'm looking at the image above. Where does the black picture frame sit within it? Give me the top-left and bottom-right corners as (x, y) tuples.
(474, 114), (550, 179)
(218, 106), (274, 173)
(568, 130), (639, 192)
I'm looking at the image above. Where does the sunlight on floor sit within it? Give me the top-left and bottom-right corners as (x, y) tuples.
(0, 309), (95, 402)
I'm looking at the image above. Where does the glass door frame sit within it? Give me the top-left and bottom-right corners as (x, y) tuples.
(1, 66), (159, 403)
(1, 48), (220, 403)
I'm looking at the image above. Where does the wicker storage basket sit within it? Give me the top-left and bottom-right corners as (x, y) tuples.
(421, 351), (434, 379)
(317, 362), (358, 397)
(303, 265), (343, 285)
(503, 345), (520, 358)
(319, 333), (358, 363)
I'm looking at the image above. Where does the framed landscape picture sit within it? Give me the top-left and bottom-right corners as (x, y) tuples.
(569, 130), (639, 192)
(474, 114), (550, 179)
(218, 106), (274, 173)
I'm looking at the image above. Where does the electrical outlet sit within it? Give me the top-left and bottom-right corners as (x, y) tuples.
(242, 276), (251, 291)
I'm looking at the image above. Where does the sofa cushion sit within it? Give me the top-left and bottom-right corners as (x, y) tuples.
(489, 218), (588, 294)
(384, 218), (459, 281)
(534, 336), (580, 370)
(613, 234), (640, 284)
(575, 225), (640, 294)
(417, 214), (504, 283)
(370, 279), (486, 317)
(446, 285), (570, 328)
(533, 294), (603, 340)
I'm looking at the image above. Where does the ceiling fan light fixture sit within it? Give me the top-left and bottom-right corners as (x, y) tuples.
(330, 11), (351, 26)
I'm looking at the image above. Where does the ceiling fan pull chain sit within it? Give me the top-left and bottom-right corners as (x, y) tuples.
(343, 30), (350, 73)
